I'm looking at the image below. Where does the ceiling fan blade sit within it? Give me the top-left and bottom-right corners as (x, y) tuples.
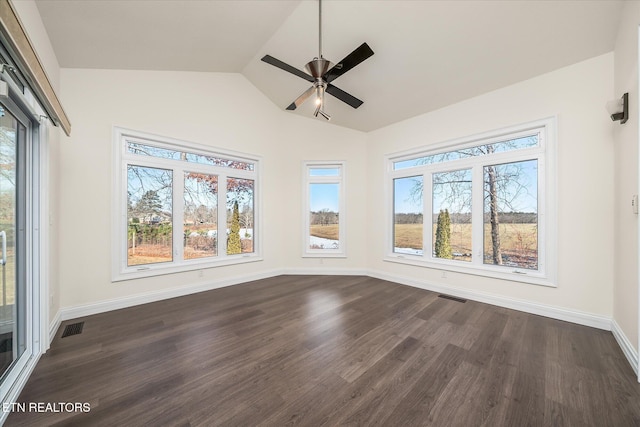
(326, 84), (364, 109)
(261, 55), (314, 83)
(324, 43), (374, 83)
(286, 86), (316, 110)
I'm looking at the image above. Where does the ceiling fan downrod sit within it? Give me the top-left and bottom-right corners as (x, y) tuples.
(318, 0), (323, 59)
(313, 0), (330, 119)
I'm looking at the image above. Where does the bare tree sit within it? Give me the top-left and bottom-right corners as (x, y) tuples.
(411, 140), (536, 266)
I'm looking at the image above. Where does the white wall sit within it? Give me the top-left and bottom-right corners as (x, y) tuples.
(367, 53), (615, 320)
(613, 1), (640, 354)
(274, 114), (369, 274)
(58, 68), (367, 310)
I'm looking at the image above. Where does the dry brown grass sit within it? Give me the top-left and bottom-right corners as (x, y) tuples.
(184, 248), (217, 260)
(394, 224), (423, 249)
(394, 223), (537, 259)
(310, 225), (339, 240)
(129, 239), (254, 265)
(128, 244), (172, 266)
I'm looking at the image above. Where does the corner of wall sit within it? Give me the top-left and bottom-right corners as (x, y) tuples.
(612, 0), (640, 373)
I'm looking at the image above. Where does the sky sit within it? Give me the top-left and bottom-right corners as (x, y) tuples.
(394, 159), (538, 215)
(310, 183), (339, 212)
(394, 176), (423, 214)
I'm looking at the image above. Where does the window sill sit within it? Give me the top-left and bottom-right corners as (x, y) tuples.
(384, 254), (556, 288)
(112, 254), (263, 282)
(302, 253), (347, 258)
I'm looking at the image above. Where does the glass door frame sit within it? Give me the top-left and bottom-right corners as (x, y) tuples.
(0, 74), (45, 415)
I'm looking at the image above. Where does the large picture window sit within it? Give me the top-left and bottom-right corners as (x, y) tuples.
(114, 128), (260, 280)
(386, 118), (556, 286)
(303, 162), (346, 257)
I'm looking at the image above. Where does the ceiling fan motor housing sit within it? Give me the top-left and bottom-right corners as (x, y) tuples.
(305, 58), (333, 79)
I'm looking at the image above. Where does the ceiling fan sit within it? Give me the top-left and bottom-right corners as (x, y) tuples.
(261, 0), (374, 121)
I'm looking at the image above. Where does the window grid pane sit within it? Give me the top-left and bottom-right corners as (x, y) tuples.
(128, 141), (254, 171)
(394, 134), (539, 170)
(309, 168), (340, 177)
(432, 169), (472, 262)
(226, 178), (254, 255)
(184, 172), (218, 260)
(393, 176), (423, 255)
(483, 159), (538, 270)
(127, 165), (173, 266)
(309, 183), (340, 250)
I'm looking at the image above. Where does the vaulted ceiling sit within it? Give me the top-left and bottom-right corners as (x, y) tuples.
(34, 0), (624, 132)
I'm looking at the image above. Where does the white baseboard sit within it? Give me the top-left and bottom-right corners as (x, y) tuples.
(611, 319), (639, 377)
(368, 269), (612, 331)
(59, 269), (282, 323)
(282, 267), (369, 276)
(48, 310), (61, 346)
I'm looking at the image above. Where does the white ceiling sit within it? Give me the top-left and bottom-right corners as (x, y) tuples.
(34, 0), (624, 132)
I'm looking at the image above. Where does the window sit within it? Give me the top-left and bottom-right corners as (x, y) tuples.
(114, 128), (260, 280)
(387, 118), (556, 286)
(303, 162), (345, 257)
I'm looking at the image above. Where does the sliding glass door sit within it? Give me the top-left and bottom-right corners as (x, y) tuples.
(0, 102), (26, 382)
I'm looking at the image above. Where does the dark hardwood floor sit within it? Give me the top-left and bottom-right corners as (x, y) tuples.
(6, 275), (640, 426)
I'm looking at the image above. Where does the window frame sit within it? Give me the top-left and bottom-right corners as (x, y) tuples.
(112, 127), (262, 281)
(385, 117), (557, 287)
(302, 161), (346, 258)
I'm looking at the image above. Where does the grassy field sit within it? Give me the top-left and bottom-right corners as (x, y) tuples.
(393, 224), (423, 249)
(128, 239), (253, 265)
(310, 225), (339, 240)
(394, 222), (537, 267)
(128, 222), (536, 268)
(128, 244), (172, 266)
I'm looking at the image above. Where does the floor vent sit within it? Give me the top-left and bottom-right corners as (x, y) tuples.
(61, 322), (84, 338)
(438, 294), (467, 303)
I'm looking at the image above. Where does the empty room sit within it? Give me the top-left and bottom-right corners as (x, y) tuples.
(0, 0), (638, 425)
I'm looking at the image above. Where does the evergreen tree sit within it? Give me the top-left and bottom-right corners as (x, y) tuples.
(435, 209), (452, 259)
(135, 190), (163, 223)
(227, 200), (242, 254)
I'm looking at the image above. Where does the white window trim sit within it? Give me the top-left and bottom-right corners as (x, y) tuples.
(112, 127), (262, 282)
(302, 161), (346, 258)
(385, 117), (557, 287)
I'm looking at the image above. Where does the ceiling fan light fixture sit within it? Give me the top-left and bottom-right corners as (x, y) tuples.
(318, 110), (331, 121)
(315, 83), (325, 106)
(313, 84), (330, 120)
